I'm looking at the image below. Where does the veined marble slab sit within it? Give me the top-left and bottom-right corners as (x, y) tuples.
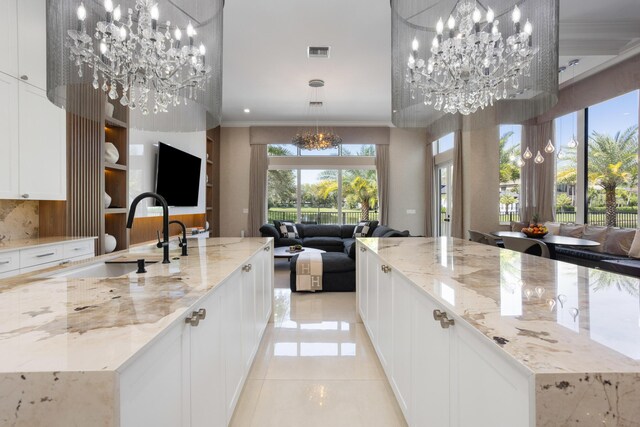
(359, 237), (640, 426)
(0, 237), (271, 374)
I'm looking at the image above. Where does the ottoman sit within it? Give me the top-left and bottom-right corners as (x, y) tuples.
(290, 252), (356, 292)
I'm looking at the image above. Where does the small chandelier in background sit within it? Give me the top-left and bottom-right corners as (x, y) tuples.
(406, 1), (538, 115)
(68, 0), (211, 115)
(291, 80), (342, 151)
(518, 139), (555, 166)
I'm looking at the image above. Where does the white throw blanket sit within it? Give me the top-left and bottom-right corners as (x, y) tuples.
(295, 252), (323, 292)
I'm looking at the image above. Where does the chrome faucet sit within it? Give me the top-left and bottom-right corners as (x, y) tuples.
(127, 192), (170, 264)
(169, 220), (188, 256)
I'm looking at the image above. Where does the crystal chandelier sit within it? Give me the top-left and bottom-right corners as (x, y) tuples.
(406, 1), (539, 115)
(292, 129), (342, 150)
(67, 0), (211, 115)
(291, 80), (342, 150)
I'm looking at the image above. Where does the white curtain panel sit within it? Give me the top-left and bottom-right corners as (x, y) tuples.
(247, 145), (268, 237)
(375, 145), (390, 225)
(451, 130), (464, 239)
(424, 142), (435, 237)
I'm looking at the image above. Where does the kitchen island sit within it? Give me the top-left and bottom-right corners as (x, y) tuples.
(0, 237), (273, 426)
(357, 237), (640, 427)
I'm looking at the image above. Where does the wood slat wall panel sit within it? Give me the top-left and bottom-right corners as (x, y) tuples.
(129, 213), (207, 245)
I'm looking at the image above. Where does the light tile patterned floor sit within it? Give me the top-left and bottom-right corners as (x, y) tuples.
(229, 260), (407, 427)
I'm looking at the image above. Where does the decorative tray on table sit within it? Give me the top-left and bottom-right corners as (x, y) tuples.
(286, 248), (305, 254)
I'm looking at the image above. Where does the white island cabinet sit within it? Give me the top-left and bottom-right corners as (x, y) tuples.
(356, 237), (640, 426)
(0, 238), (274, 427)
(358, 246), (528, 426)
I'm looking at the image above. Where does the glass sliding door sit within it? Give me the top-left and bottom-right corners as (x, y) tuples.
(436, 162), (453, 237)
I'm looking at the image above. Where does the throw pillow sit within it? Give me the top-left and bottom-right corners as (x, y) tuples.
(544, 221), (561, 235)
(560, 223), (584, 238)
(628, 230), (640, 259)
(581, 225), (608, 253)
(603, 228), (636, 256)
(277, 221), (299, 239)
(353, 221), (373, 238)
(510, 221), (528, 232)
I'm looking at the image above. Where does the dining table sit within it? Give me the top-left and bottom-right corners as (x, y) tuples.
(491, 231), (601, 259)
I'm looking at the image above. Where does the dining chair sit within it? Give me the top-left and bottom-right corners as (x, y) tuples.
(468, 230), (500, 247)
(501, 236), (550, 258)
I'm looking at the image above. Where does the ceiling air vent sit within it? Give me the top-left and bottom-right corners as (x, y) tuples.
(307, 46), (330, 58)
(309, 101), (323, 107)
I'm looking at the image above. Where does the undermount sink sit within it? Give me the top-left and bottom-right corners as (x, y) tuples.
(49, 260), (158, 279)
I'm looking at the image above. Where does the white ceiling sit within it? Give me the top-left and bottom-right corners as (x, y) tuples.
(221, 0), (640, 125)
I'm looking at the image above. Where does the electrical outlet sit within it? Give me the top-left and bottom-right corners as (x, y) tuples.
(242, 208), (249, 214)
(406, 209), (416, 214)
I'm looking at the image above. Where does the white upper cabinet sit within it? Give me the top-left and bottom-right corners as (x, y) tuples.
(0, 0), (18, 77)
(16, 0), (47, 90)
(0, 74), (19, 198)
(18, 82), (66, 200)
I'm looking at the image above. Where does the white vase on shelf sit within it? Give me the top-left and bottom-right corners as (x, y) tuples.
(105, 142), (119, 164)
(104, 234), (117, 253)
(104, 192), (112, 209)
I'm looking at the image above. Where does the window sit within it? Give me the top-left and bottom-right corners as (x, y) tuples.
(554, 112), (578, 223)
(433, 132), (454, 155)
(268, 169), (378, 224)
(586, 90), (639, 227)
(550, 90), (640, 228)
(498, 125), (522, 223)
(267, 145), (378, 224)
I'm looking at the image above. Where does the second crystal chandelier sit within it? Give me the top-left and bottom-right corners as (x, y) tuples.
(406, 1), (538, 115)
(68, 0), (211, 114)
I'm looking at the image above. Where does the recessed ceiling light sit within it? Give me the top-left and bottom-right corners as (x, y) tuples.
(243, 108), (250, 113)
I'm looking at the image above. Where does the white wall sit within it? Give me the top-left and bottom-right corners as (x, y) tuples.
(389, 128), (427, 235)
(219, 127), (251, 237)
(129, 129), (206, 218)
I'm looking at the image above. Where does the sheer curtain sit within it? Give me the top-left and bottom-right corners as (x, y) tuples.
(247, 144), (268, 237)
(424, 142), (435, 237)
(451, 130), (464, 238)
(520, 121), (555, 222)
(375, 145), (390, 225)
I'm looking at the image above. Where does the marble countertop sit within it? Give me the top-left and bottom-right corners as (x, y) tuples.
(0, 236), (97, 254)
(359, 237), (640, 375)
(0, 237), (271, 373)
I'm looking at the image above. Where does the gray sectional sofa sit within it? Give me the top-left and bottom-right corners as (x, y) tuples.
(259, 222), (409, 291)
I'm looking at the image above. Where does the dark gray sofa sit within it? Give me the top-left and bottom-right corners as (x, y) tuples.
(284, 224), (410, 292)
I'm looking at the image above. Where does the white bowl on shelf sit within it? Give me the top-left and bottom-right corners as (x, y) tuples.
(104, 192), (112, 209)
(105, 101), (115, 118)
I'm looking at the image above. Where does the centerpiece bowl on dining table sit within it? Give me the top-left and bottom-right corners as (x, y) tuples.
(521, 225), (548, 238)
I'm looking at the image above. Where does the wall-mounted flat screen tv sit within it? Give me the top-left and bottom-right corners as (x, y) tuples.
(155, 142), (202, 207)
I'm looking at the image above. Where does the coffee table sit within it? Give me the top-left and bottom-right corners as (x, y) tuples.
(491, 231), (600, 259)
(273, 246), (326, 260)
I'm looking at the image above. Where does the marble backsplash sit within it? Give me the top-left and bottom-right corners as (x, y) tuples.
(0, 200), (39, 242)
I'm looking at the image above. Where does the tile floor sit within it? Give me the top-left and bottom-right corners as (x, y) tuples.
(229, 260), (408, 427)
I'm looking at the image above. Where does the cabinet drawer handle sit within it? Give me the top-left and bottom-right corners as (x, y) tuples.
(73, 247), (84, 251)
(243, 264), (252, 272)
(21, 193), (29, 199)
(36, 252), (56, 258)
(360, 247), (366, 252)
(20, 75), (28, 81)
(197, 308), (207, 320)
(381, 265), (391, 273)
(264, 246), (270, 251)
(185, 311), (200, 327)
(433, 310), (454, 328)
(0, 261), (10, 265)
